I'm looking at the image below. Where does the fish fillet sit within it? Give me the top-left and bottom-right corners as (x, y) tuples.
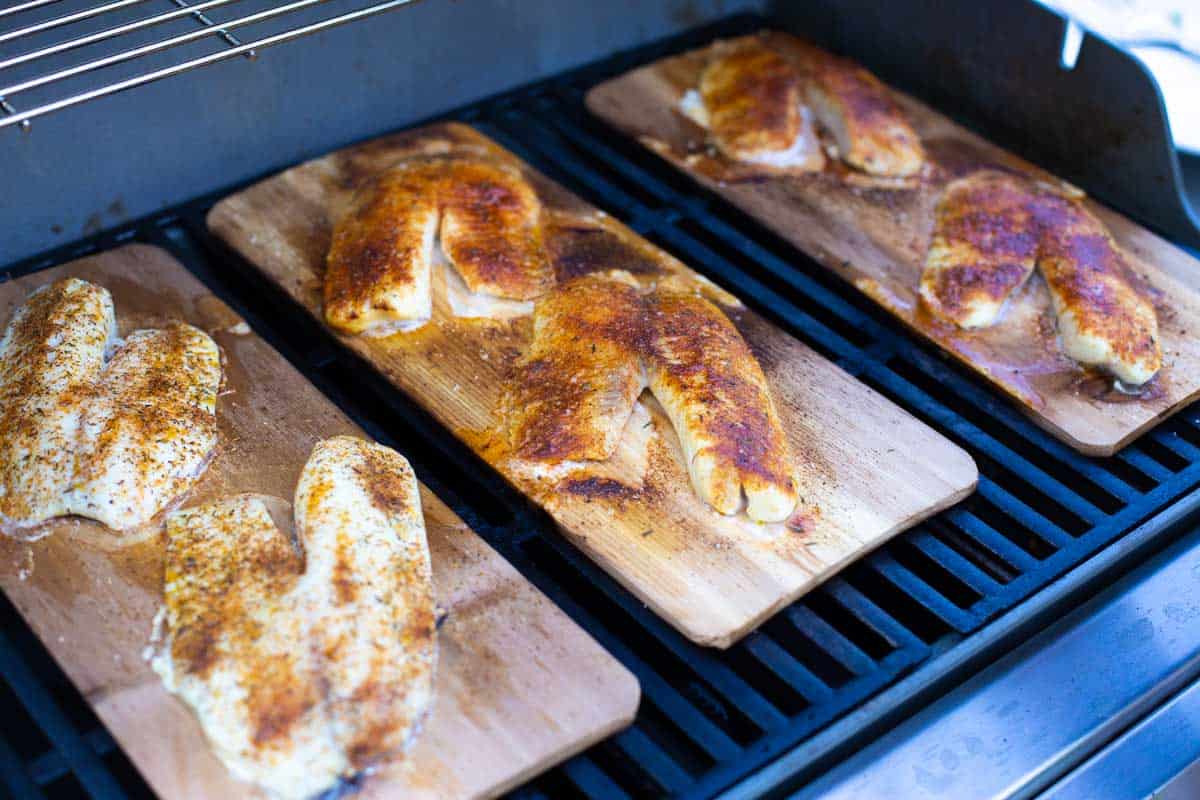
(920, 171), (1161, 386)
(508, 272), (646, 463)
(0, 279), (115, 534)
(645, 287), (798, 522)
(64, 322), (221, 531)
(152, 436), (436, 800)
(919, 170), (1040, 328)
(508, 273), (797, 522)
(325, 156), (552, 335)
(695, 42), (825, 171)
(1030, 195), (1161, 387)
(803, 50), (925, 177)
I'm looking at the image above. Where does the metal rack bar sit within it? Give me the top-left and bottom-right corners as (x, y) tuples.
(0, 0), (421, 130)
(0, 0), (155, 44)
(0, 0), (245, 71)
(0, 0), (64, 18)
(0, 0), (332, 98)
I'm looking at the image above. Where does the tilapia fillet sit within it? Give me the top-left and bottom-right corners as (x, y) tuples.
(1032, 195), (1161, 387)
(919, 171), (1040, 328)
(152, 436), (436, 800)
(0, 279), (115, 533)
(0, 278), (221, 536)
(324, 155), (552, 335)
(695, 42), (824, 171)
(685, 36), (923, 177)
(64, 322), (222, 530)
(645, 288), (797, 522)
(508, 273), (798, 523)
(508, 273), (646, 462)
(920, 171), (1161, 386)
(802, 49), (925, 178)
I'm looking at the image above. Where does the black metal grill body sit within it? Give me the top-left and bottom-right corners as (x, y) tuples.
(3, 13), (1200, 800)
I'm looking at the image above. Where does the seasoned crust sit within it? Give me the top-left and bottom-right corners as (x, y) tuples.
(0, 278), (114, 533)
(645, 287), (798, 522)
(919, 170), (1039, 328)
(803, 50), (925, 177)
(324, 155), (551, 334)
(64, 321), (221, 530)
(1031, 195), (1161, 386)
(507, 273), (797, 522)
(508, 272), (646, 463)
(920, 170), (1161, 385)
(699, 43), (805, 163)
(154, 436), (436, 800)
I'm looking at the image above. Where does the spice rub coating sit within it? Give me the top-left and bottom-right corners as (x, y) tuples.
(919, 170), (1039, 328)
(508, 272), (647, 463)
(1033, 195), (1161, 387)
(508, 273), (798, 522)
(152, 436), (436, 800)
(698, 43), (814, 167)
(64, 322), (221, 531)
(645, 287), (798, 522)
(0, 279), (115, 533)
(803, 49), (926, 177)
(325, 155), (552, 334)
(920, 170), (1161, 386)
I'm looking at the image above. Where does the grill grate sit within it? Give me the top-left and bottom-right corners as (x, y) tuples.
(3, 13), (1200, 799)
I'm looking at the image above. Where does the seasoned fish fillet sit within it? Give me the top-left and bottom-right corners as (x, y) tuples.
(508, 272), (646, 463)
(324, 166), (438, 335)
(645, 287), (798, 522)
(1031, 195), (1161, 387)
(293, 436), (435, 770)
(804, 51), (925, 177)
(153, 436), (436, 800)
(64, 322), (221, 531)
(920, 171), (1161, 386)
(508, 274), (797, 522)
(325, 156), (551, 335)
(695, 43), (824, 171)
(0, 279), (115, 534)
(437, 158), (551, 300)
(919, 171), (1040, 328)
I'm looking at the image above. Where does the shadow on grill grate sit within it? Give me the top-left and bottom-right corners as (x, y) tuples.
(3, 12), (1200, 800)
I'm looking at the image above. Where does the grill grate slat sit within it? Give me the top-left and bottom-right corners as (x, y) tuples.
(2, 13), (1200, 800)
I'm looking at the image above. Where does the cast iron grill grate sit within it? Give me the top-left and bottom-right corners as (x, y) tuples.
(2, 14), (1200, 800)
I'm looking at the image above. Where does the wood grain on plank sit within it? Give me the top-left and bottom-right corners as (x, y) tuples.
(207, 122), (978, 648)
(586, 31), (1200, 456)
(0, 244), (639, 800)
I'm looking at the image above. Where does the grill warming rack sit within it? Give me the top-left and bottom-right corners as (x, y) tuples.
(0, 0), (422, 130)
(3, 15), (1200, 800)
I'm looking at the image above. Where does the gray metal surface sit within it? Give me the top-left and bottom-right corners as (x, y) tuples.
(784, 519), (1200, 800)
(0, 0), (760, 265)
(770, 0), (1200, 248)
(1039, 679), (1200, 800)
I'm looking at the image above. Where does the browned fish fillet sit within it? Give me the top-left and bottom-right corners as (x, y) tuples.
(920, 170), (1161, 386)
(645, 286), (797, 521)
(437, 157), (551, 300)
(919, 170), (1040, 328)
(508, 273), (797, 522)
(324, 156), (552, 335)
(508, 272), (646, 463)
(697, 42), (824, 170)
(1030, 194), (1161, 387)
(804, 51), (925, 177)
(0, 279), (114, 534)
(700, 44), (799, 159)
(324, 165), (439, 335)
(153, 436), (435, 799)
